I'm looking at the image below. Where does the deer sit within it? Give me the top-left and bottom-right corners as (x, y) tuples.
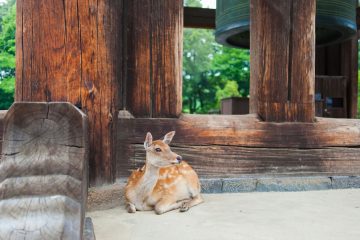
(125, 131), (204, 215)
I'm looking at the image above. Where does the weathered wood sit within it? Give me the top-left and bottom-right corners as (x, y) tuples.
(84, 217), (96, 240)
(117, 144), (360, 178)
(123, 0), (152, 117)
(117, 114), (360, 178)
(15, 0), (122, 184)
(118, 114), (360, 149)
(0, 196), (82, 239)
(250, 0), (315, 122)
(184, 7), (215, 29)
(0, 103), (88, 239)
(341, 37), (358, 118)
(124, 0), (183, 118)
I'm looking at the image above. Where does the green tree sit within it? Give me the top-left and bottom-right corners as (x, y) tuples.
(184, 0), (202, 7)
(182, 29), (251, 113)
(183, 0), (251, 114)
(211, 46), (250, 97)
(215, 80), (241, 108)
(183, 0), (217, 113)
(0, 0), (16, 110)
(183, 27), (217, 113)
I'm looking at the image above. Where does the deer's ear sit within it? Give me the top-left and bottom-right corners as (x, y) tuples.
(163, 131), (175, 144)
(144, 132), (153, 149)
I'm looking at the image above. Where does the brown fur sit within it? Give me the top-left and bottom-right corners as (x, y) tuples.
(125, 132), (203, 214)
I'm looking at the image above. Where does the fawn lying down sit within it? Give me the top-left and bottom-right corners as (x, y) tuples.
(125, 131), (203, 215)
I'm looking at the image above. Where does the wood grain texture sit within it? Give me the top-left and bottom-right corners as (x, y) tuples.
(0, 103), (88, 240)
(117, 115), (360, 178)
(123, 0), (152, 117)
(15, 0), (122, 184)
(0, 196), (82, 240)
(124, 0), (183, 117)
(118, 114), (360, 148)
(118, 144), (360, 178)
(341, 37), (358, 118)
(250, 0), (315, 122)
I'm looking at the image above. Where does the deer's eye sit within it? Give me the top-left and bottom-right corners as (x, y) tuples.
(155, 148), (162, 152)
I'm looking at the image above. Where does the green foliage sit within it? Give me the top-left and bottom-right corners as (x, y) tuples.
(211, 47), (250, 97)
(184, 0), (202, 7)
(0, 51), (15, 68)
(0, 76), (14, 109)
(0, 0), (16, 109)
(182, 27), (250, 113)
(215, 80), (241, 108)
(182, 28), (217, 113)
(182, 0), (250, 114)
(0, 3), (15, 54)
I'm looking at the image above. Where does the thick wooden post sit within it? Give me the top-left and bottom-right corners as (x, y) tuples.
(15, 0), (122, 185)
(250, 0), (315, 122)
(123, 0), (183, 118)
(341, 37), (358, 118)
(0, 103), (88, 239)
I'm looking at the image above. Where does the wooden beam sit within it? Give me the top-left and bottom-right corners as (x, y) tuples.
(250, 0), (315, 122)
(123, 0), (183, 118)
(117, 114), (360, 149)
(341, 37), (359, 118)
(116, 115), (360, 178)
(3, 112), (360, 179)
(118, 144), (360, 178)
(184, 7), (215, 29)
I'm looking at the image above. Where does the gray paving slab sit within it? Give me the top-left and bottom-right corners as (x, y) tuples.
(88, 189), (360, 240)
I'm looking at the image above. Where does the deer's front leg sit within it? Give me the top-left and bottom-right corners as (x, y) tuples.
(154, 198), (189, 215)
(180, 195), (204, 212)
(126, 202), (153, 213)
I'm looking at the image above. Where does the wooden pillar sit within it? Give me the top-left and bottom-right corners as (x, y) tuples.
(122, 0), (183, 118)
(1, 103), (88, 239)
(250, 0), (315, 122)
(15, 0), (122, 185)
(341, 37), (358, 118)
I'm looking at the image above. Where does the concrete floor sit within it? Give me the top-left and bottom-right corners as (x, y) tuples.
(88, 189), (360, 240)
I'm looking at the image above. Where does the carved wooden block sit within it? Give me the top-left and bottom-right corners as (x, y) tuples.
(0, 102), (88, 240)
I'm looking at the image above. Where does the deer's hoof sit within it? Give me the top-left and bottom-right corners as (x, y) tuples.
(180, 202), (190, 212)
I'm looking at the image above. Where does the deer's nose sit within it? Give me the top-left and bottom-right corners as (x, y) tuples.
(176, 155), (182, 163)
